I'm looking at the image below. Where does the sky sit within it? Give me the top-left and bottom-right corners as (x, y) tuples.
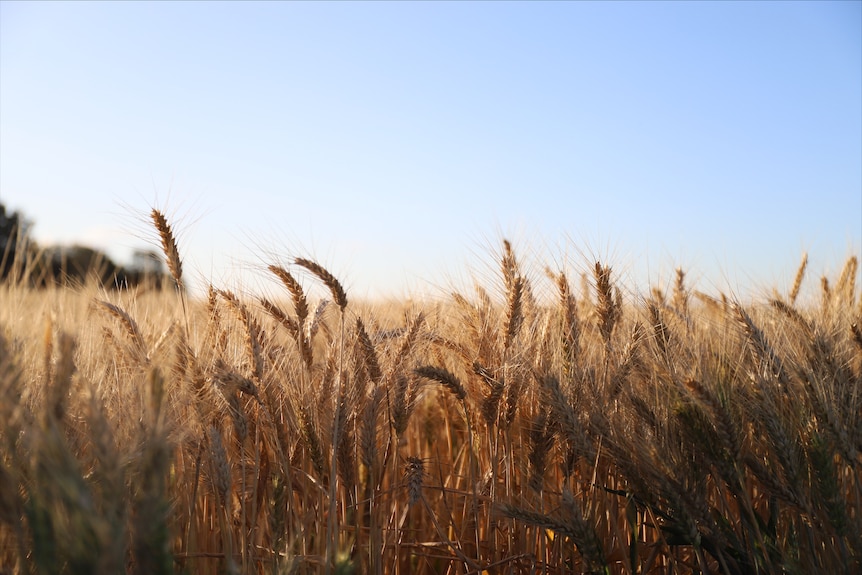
(1, 1), (860, 301)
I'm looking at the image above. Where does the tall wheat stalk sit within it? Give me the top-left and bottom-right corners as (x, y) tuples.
(294, 257), (348, 574)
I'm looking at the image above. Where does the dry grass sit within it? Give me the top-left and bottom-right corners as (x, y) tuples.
(0, 213), (860, 574)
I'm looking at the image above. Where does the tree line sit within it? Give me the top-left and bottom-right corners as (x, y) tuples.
(0, 201), (171, 289)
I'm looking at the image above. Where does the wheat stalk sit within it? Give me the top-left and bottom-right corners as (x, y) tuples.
(291, 257), (348, 574)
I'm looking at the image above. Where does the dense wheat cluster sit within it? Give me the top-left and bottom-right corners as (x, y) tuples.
(1, 212), (860, 574)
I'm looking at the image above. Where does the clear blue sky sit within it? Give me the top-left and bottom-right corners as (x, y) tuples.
(2, 1), (860, 300)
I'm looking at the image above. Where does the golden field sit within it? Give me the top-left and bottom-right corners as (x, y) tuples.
(0, 211), (860, 574)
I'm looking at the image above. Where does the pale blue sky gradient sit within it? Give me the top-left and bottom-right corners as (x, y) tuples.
(2, 1), (860, 299)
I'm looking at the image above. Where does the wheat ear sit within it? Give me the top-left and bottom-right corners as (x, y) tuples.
(733, 303), (790, 388)
(294, 258), (347, 311)
(558, 271), (581, 375)
(503, 274), (523, 353)
(404, 456), (425, 506)
(259, 297), (299, 338)
(218, 289), (264, 380)
(594, 262), (618, 347)
(500, 239), (518, 293)
(790, 252), (808, 305)
(673, 267), (689, 315)
(268, 264), (309, 323)
(527, 410), (555, 492)
(836, 255), (858, 306)
(413, 365), (466, 401)
(95, 300), (147, 361)
(150, 209), (183, 291)
(356, 318), (382, 384)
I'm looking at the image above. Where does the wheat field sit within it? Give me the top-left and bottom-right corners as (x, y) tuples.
(0, 210), (860, 574)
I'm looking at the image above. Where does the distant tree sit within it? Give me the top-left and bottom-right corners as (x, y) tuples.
(0, 201), (34, 281)
(0, 201), (169, 289)
(46, 245), (121, 286)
